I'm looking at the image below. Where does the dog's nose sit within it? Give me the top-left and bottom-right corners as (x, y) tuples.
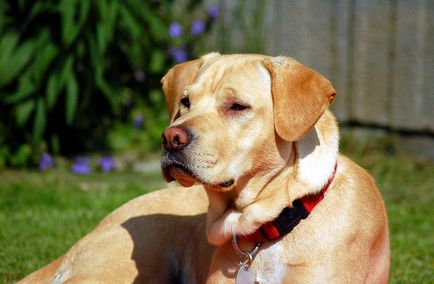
(162, 126), (192, 151)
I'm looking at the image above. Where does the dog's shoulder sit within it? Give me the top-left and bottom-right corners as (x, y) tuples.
(96, 185), (209, 228)
(333, 155), (387, 226)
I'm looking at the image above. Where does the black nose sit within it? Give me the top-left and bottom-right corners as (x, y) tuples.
(161, 126), (192, 151)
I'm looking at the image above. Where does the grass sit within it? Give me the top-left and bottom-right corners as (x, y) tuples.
(0, 133), (433, 283)
(0, 169), (164, 282)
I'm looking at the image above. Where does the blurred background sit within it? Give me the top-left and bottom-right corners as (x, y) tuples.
(0, 0), (433, 283)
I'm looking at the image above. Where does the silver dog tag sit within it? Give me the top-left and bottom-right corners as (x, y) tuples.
(236, 264), (254, 284)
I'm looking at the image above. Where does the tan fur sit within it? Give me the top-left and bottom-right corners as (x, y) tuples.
(263, 57), (336, 141)
(20, 53), (389, 283)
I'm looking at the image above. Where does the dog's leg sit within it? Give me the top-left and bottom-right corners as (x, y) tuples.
(205, 174), (315, 246)
(205, 190), (232, 245)
(206, 188), (291, 245)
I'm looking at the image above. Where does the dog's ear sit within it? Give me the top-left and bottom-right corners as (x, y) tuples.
(161, 59), (203, 121)
(263, 57), (336, 141)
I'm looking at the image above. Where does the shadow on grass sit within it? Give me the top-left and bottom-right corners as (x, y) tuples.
(121, 213), (213, 283)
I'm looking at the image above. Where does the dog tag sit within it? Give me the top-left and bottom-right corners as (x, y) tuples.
(236, 264), (254, 284)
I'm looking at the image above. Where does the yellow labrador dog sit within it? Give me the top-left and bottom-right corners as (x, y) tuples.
(20, 53), (390, 283)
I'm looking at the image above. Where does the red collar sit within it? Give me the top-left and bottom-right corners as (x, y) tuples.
(242, 162), (338, 243)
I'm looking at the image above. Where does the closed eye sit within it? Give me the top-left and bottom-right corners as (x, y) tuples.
(229, 103), (249, 111)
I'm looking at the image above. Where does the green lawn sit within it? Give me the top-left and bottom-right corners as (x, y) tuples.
(0, 169), (164, 282)
(0, 137), (433, 283)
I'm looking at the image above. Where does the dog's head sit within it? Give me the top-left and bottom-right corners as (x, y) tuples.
(160, 53), (336, 191)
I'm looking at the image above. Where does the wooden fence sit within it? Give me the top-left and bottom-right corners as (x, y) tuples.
(207, 0), (434, 134)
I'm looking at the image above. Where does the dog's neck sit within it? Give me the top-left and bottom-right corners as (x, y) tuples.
(233, 155), (294, 210)
(231, 110), (339, 211)
(292, 110), (339, 199)
(204, 111), (339, 246)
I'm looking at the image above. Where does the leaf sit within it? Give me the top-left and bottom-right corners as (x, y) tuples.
(6, 29), (58, 95)
(0, 39), (34, 87)
(59, 0), (90, 47)
(0, 33), (19, 73)
(33, 98), (46, 145)
(46, 73), (59, 110)
(86, 33), (118, 114)
(15, 100), (35, 127)
(29, 2), (52, 20)
(4, 75), (35, 104)
(59, 0), (76, 46)
(78, 1), (90, 26)
(65, 73), (78, 125)
(46, 55), (74, 110)
(118, 4), (140, 39)
(142, 7), (167, 41)
(50, 134), (61, 155)
(59, 56), (74, 87)
(96, 0), (116, 54)
(30, 42), (58, 84)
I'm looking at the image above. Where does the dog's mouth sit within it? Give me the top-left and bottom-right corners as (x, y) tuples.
(161, 158), (235, 190)
(162, 163), (196, 187)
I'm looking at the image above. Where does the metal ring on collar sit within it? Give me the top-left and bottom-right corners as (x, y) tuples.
(238, 251), (253, 267)
(232, 234), (261, 259)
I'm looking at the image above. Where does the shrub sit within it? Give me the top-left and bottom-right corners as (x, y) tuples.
(0, 0), (217, 167)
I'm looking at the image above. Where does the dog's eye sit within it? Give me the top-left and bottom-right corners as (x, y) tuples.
(229, 103), (248, 111)
(180, 98), (190, 108)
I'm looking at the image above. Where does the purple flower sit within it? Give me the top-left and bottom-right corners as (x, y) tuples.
(169, 22), (183, 38)
(208, 6), (219, 18)
(71, 156), (91, 174)
(39, 153), (54, 171)
(191, 20), (205, 36)
(133, 114), (144, 129)
(134, 70), (145, 82)
(170, 47), (188, 63)
(98, 156), (115, 173)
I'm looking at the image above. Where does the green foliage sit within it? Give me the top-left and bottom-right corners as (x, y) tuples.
(8, 144), (32, 168)
(0, 147), (8, 171)
(0, 0), (216, 167)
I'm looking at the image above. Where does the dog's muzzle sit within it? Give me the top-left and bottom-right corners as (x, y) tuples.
(160, 126), (235, 190)
(160, 126), (197, 186)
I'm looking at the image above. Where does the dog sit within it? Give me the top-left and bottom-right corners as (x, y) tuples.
(19, 53), (390, 283)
